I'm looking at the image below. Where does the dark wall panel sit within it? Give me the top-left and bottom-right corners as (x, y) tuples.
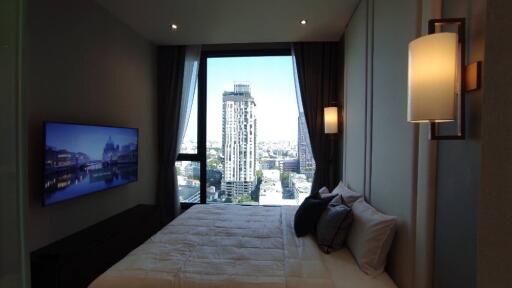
(433, 0), (485, 287)
(25, 0), (158, 251)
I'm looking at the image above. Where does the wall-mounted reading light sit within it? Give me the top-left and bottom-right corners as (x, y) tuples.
(408, 32), (458, 123)
(324, 106), (338, 134)
(407, 18), (481, 140)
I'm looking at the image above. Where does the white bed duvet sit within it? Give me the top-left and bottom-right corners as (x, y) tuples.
(90, 204), (396, 288)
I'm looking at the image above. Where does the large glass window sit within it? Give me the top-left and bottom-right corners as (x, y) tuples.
(179, 51), (315, 207)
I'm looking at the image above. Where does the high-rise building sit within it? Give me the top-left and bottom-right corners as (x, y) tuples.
(298, 113), (315, 178)
(222, 83), (257, 198)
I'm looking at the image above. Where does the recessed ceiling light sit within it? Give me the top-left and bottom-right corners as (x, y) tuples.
(170, 24), (178, 31)
(300, 19), (307, 25)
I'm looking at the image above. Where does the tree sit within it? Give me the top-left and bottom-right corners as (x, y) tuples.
(208, 158), (221, 169)
(237, 194), (252, 203)
(280, 171), (290, 188)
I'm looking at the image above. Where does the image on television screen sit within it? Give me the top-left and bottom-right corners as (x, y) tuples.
(43, 122), (138, 205)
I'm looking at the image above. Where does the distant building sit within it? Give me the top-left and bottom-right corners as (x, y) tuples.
(260, 159), (277, 170)
(207, 186), (218, 201)
(298, 113), (315, 178)
(222, 83), (257, 198)
(279, 159), (299, 173)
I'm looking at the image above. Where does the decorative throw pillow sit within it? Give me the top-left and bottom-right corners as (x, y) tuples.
(294, 193), (336, 237)
(331, 181), (362, 207)
(346, 198), (397, 276)
(316, 202), (353, 254)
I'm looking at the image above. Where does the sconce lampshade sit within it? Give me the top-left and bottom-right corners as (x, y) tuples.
(324, 106), (338, 134)
(408, 32), (458, 123)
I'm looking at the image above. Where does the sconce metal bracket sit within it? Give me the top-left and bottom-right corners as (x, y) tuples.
(428, 18), (466, 140)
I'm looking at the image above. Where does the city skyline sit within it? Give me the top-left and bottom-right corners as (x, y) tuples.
(177, 56), (314, 205)
(181, 56), (300, 144)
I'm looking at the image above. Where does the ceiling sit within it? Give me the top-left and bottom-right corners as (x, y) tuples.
(97, 0), (360, 45)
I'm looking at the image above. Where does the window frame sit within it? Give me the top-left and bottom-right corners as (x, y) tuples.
(178, 48), (292, 210)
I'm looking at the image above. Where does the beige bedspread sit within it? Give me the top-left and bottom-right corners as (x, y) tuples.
(90, 204), (396, 288)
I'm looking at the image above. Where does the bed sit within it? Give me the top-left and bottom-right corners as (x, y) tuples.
(89, 204), (396, 288)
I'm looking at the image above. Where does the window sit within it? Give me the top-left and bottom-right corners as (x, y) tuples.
(179, 88), (198, 154)
(176, 83), (201, 204)
(179, 50), (315, 208)
(175, 160), (200, 203)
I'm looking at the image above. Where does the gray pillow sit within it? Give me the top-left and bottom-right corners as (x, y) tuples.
(331, 181), (362, 207)
(316, 202), (353, 254)
(346, 198), (397, 276)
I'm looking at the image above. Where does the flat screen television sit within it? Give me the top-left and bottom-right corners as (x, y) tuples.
(43, 122), (138, 206)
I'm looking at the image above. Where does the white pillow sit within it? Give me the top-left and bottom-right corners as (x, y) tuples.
(318, 186), (330, 196)
(319, 186), (340, 199)
(346, 198), (397, 276)
(331, 181), (362, 206)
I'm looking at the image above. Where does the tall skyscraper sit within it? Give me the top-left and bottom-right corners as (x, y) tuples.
(222, 83), (257, 198)
(298, 113), (315, 178)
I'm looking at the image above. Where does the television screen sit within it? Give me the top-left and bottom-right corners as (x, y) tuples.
(43, 122), (138, 205)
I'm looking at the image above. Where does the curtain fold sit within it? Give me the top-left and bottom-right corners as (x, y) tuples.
(177, 46), (201, 152)
(158, 46), (186, 223)
(292, 42), (341, 193)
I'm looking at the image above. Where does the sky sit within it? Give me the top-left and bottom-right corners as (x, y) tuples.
(46, 123), (138, 160)
(182, 56), (300, 143)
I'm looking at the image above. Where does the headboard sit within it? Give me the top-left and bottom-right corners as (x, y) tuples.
(341, 0), (422, 286)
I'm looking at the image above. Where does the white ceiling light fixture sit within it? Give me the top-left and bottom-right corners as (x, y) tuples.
(170, 24), (178, 31)
(300, 19), (307, 25)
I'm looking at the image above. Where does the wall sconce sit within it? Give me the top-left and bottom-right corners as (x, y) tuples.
(324, 106), (338, 134)
(407, 18), (481, 140)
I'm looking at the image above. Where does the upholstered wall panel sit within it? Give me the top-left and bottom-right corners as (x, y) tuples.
(343, 0), (368, 195)
(342, 0), (419, 287)
(369, 1), (418, 287)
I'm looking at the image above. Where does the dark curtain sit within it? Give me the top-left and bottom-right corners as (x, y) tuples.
(157, 46), (186, 223)
(293, 42), (341, 193)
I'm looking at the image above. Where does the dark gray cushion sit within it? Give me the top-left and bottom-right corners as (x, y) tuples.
(316, 202), (353, 254)
(294, 192), (336, 237)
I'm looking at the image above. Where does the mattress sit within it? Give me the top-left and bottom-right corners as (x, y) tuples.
(90, 204), (396, 288)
